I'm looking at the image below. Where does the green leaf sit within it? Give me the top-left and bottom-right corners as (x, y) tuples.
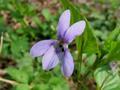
(42, 9), (52, 21)
(17, 53), (33, 79)
(33, 84), (49, 90)
(80, 62), (88, 75)
(48, 77), (62, 85)
(107, 41), (120, 61)
(11, 36), (29, 58)
(6, 67), (29, 83)
(53, 85), (68, 90)
(85, 54), (96, 66)
(83, 19), (100, 55)
(15, 84), (30, 90)
(33, 16), (42, 27)
(94, 66), (120, 90)
(107, 25), (120, 41)
(104, 25), (120, 52)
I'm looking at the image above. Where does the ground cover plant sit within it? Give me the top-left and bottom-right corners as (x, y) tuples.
(0, 0), (120, 90)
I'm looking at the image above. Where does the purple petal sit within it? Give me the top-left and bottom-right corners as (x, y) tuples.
(42, 46), (59, 70)
(61, 48), (74, 77)
(30, 40), (56, 58)
(64, 20), (86, 44)
(57, 10), (70, 39)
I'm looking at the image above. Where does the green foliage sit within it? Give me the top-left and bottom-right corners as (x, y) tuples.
(42, 9), (52, 21)
(11, 36), (29, 58)
(60, 0), (120, 89)
(6, 67), (29, 83)
(33, 84), (49, 90)
(83, 19), (100, 55)
(104, 25), (120, 52)
(0, 0), (120, 90)
(17, 54), (34, 79)
(94, 66), (120, 90)
(103, 25), (120, 63)
(15, 84), (30, 90)
(107, 41), (120, 61)
(5, 54), (69, 90)
(32, 77), (70, 90)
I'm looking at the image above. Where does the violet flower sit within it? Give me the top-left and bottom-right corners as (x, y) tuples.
(30, 10), (86, 77)
(109, 61), (118, 72)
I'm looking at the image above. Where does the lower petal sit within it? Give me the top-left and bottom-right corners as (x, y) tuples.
(61, 48), (74, 77)
(30, 40), (56, 58)
(42, 46), (59, 70)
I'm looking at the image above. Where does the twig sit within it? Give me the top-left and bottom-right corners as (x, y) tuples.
(0, 32), (3, 54)
(0, 77), (18, 86)
(0, 77), (33, 89)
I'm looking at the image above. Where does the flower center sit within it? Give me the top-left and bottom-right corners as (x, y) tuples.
(59, 44), (64, 52)
(54, 41), (64, 53)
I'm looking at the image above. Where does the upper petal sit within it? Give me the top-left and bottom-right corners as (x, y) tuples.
(64, 20), (86, 44)
(57, 10), (70, 40)
(42, 46), (59, 70)
(30, 40), (56, 58)
(61, 48), (74, 77)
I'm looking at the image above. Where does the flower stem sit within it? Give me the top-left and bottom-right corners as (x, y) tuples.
(76, 36), (83, 79)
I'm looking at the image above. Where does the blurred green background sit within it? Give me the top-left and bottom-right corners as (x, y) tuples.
(0, 0), (120, 90)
